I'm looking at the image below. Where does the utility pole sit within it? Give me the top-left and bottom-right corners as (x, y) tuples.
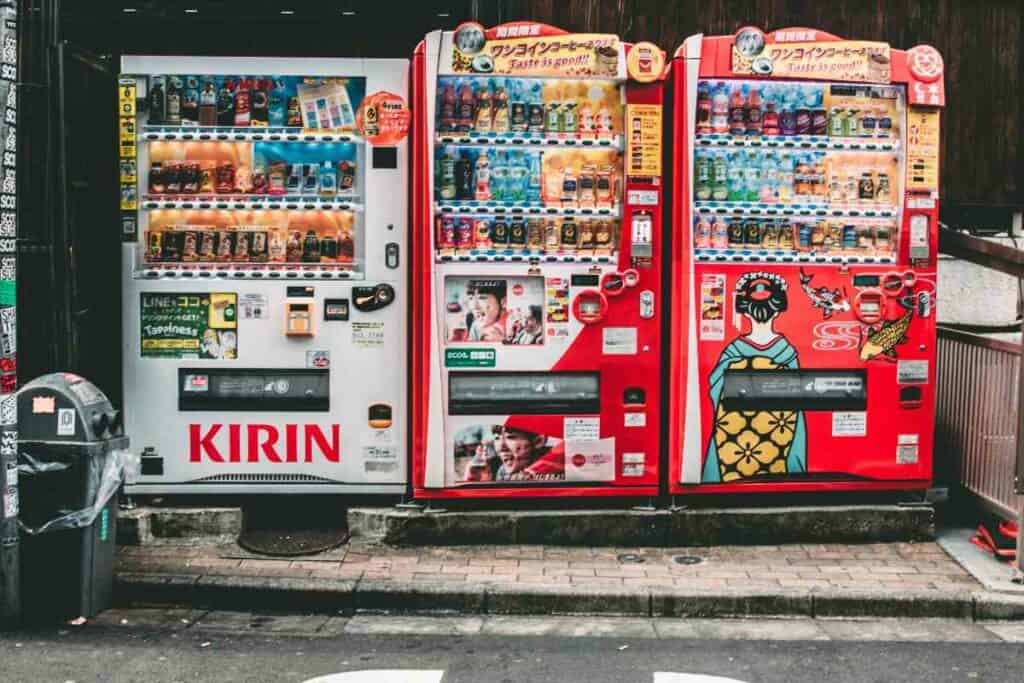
(0, 0), (19, 630)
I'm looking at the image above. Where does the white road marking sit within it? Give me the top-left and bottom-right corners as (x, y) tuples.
(654, 675), (750, 683)
(303, 671), (444, 683)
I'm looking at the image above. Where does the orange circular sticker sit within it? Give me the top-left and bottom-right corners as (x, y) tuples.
(907, 45), (943, 83)
(357, 91), (410, 145)
(626, 42), (664, 83)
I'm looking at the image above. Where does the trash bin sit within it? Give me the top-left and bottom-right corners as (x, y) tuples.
(15, 373), (134, 620)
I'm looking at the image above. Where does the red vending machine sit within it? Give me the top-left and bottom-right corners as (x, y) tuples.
(669, 27), (944, 494)
(413, 22), (668, 498)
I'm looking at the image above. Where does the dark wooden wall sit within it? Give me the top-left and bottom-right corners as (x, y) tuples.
(60, 0), (1024, 206)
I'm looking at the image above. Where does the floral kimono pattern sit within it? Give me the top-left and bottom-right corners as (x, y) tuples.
(702, 335), (807, 483)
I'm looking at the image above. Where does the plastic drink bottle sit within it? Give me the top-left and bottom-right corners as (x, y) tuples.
(694, 151), (712, 200)
(760, 153), (778, 203)
(711, 152), (729, 201)
(527, 153), (542, 203)
(744, 150), (761, 202)
(778, 153), (795, 203)
(795, 87), (811, 135)
(695, 82), (712, 135)
(474, 150), (491, 201)
(492, 86), (511, 133)
(475, 87), (492, 133)
(489, 151), (507, 202)
(779, 91), (797, 136)
(710, 82), (729, 134)
(762, 102), (780, 136)
(745, 86), (762, 136)
(726, 152), (745, 201)
(440, 83), (457, 131)
(457, 82), (475, 132)
(728, 85), (746, 136)
(508, 151), (528, 201)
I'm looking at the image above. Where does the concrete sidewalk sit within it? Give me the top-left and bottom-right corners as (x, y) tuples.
(113, 539), (1024, 620)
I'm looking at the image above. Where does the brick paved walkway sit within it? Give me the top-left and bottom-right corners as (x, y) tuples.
(117, 540), (980, 594)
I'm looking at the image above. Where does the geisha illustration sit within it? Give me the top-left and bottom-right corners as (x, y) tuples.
(702, 272), (807, 483)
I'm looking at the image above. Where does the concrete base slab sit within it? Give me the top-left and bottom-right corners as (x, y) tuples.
(91, 607), (208, 631)
(817, 618), (997, 642)
(119, 507), (242, 545)
(654, 618), (828, 641)
(937, 527), (1024, 594)
(348, 505), (934, 547)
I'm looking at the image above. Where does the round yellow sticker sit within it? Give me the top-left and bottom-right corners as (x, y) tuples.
(626, 42), (665, 83)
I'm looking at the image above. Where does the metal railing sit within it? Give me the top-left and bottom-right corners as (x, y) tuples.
(936, 326), (1023, 520)
(938, 227), (1024, 576)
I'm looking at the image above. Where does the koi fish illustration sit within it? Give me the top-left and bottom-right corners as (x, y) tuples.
(859, 309), (913, 361)
(799, 268), (850, 319)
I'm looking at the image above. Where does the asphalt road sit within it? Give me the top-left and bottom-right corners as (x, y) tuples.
(1, 611), (1023, 682)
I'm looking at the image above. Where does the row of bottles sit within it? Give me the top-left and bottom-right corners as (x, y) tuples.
(693, 215), (895, 253)
(694, 150), (894, 205)
(438, 78), (616, 138)
(149, 159), (357, 197)
(145, 225), (355, 264)
(436, 215), (619, 254)
(697, 80), (897, 139)
(437, 147), (619, 208)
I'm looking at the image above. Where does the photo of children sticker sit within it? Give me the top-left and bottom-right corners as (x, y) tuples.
(444, 276), (545, 345)
(453, 423), (565, 483)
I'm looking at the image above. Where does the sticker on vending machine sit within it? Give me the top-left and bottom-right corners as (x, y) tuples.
(564, 438), (616, 482)
(602, 327), (637, 355)
(624, 412), (646, 428)
(897, 359), (929, 384)
(897, 434), (920, 464)
(352, 321), (385, 348)
(564, 416), (600, 442)
(362, 444), (399, 475)
(699, 274), (726, 341)
(832, 411), (867, 437)
(305, 350), (330, 369)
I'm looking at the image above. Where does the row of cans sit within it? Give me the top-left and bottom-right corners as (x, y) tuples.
(694, 215), (895, 252)
(145, 226), (355, 264)
(436, 215), (619, 252)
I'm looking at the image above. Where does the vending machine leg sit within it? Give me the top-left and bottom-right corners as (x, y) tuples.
(632, 498), (657, 512)
(1015, 499), (1024, 584)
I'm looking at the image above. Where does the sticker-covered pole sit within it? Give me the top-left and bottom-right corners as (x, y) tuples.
(0, 0), (19, 630)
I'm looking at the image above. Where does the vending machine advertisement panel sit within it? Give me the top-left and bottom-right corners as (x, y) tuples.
(668, 28), (944, 494)
(412, 23), (667, 498)
(120, 57), (410, 493)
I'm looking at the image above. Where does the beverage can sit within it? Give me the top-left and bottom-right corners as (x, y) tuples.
(856, 225), (874, 249)
(455, 216), (474, 248)
(778, 221), (795, 249)
(234, 230), (252, 262)
(437, 215), (456, 249)
(217, 230), (235, 262)
(161, 230), (184, 262)
(594, 220), (613, 252)
(146, 230), (163, 262)
(762, 221), (780, 248)
(320, 233), (339, 261)
(577, 220), (595, 250)
(694, 214), (712, 249)
(474, 218), (492, 249)
(544, 219), (560, 250)
(727, 219), (744, 246)
(744, 219), (763, 245)
(526, 218), (544, 249)
(491, 217), (510, 246)
(559, 219), (578, 250)
(711, 217), (729, 249)
(842, 224), (857, 249)
(181, 229), (200, 262)
(509, 218), (527, 247)
(198, 229), (217, 261)
(250, 230), (269, 262)
(797, 222), (812, 249)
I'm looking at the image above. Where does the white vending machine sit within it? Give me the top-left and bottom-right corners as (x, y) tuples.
(119, 56), (409, 494)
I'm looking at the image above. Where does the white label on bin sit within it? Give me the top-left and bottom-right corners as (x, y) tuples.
(3, 489), (16, 518)
(57, 408), (76, 436)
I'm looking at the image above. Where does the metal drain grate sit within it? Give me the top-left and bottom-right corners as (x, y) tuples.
(617, 553), (645, 564)
(672, 555), (704, 565)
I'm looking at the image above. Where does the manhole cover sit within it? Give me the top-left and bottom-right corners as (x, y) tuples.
(672, 555), (704, 565)
(617, 553), (645, 564)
